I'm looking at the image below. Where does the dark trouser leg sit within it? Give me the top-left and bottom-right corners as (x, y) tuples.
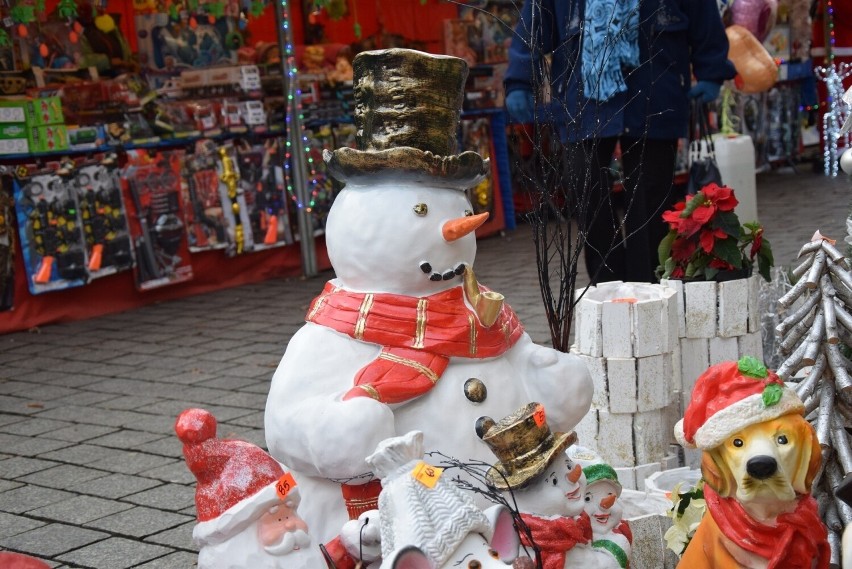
(566, 137), (621, 284)
(618, 137), (680, 283)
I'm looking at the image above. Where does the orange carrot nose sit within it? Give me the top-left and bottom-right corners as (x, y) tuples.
(600, 494), (617, 509)
(568, 464), (583, 484)
(442, 212), (489, 242)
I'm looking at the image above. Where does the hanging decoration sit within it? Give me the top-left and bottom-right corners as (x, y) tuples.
(814, 62), (852, 176)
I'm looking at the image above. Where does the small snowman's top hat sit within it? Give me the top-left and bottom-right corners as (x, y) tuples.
(323, 48), (489, 189)
(478, 402), (577, 490)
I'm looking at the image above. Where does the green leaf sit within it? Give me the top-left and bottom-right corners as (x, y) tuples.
(762, 383), (783, 407)
(713, 237), (742, 268)
(681, 191), (705, 218)
(738, 356), (767, 378)
(658, 230), (676, 267)
(353, 21), (362, 38)
(758, 254), (771, 282)
(705, 266), (719, 281)
(662, 257), (676, 279)
(714, 211), (741, 239)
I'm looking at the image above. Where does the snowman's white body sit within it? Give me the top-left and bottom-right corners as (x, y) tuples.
(265, 182), (593, 541)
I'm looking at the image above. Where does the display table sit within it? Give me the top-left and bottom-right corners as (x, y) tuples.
(1, 238), (330, 335)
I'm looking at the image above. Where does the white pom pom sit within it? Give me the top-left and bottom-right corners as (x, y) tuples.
(840, 148), (852, 175)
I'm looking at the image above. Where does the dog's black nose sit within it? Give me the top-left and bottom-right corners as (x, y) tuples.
(747, 455), (778, 479)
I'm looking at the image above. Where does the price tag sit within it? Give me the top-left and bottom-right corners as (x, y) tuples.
(275, 472), (297, 500)
(411, 461), (443, 488)
(533, 404), (546, 427)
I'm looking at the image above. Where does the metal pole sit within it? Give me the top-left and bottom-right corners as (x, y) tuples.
(276, 0), (318, 277)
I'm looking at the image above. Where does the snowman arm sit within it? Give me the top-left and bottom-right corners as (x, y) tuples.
(264, 395), (397, 479)
(507, 335), (594, 432)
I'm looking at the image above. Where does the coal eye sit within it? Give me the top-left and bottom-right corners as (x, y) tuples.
(413, 203), (428, 216)
(468, 561), (481, 569)
(777, 435), (788, 445)
(552, 478), (557, 486)
(733, 438), (744, 447)
(464, 209), (474, 216)
(488, 549), (500, 559)
(584, 495), (592, 502)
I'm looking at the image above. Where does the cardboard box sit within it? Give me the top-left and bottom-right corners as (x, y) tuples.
(67, 125), (105, 149)
(0, 123), (29, 154)
(0, 100), (27, 124)
(28, 124), (69, 153)
(26, 96), (65, 126)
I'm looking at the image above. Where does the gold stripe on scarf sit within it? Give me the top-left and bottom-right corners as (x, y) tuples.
(469, 313), (477, 356)
(413, 298), (428, 349)
(357, 384), (381, 400)
(307, 285), (341, 321)
(378, 352), (440, 384)
(354, 294), (374, 340)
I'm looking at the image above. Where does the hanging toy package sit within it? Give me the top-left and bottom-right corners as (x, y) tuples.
(237, 140), (292, 250)
(216, 142), (253, 256)
(0, 177), (15, 311)
(74, 154), (135, 279)
(123, 149), (194, 291)
(183, 141), (229, 253)
(13, 163), (89, 294)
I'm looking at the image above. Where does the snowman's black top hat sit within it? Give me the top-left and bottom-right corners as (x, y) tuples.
(323, 48), (489, 189)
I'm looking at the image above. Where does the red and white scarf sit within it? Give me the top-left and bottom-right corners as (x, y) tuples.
(306, 282), (524, 404)
(520, 512), (593, 569)
(705, 485), (829, 569)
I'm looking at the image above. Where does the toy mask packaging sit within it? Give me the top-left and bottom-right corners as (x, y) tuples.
(0, 178), (15, 311)
(237, 141), (292, 251)
(13, 165), (89, 294)
(74, 156), (134, 279)
(123, 149), (194, 291)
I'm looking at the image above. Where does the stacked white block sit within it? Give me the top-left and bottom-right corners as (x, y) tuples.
(572, 281), (680, 490)
(661, 275), (763, 412)
(661, 275), (762, 467)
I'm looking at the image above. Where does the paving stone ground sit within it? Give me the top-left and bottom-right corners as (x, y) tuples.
(0, 169), (849, 567)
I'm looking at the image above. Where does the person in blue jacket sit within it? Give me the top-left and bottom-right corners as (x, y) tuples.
(505, 0), (736, 284)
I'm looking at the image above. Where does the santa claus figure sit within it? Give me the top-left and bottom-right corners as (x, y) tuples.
(175, 408), (323, 569)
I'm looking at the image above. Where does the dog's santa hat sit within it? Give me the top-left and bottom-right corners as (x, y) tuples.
(675, 357), (805, 450)
(175, 408), (296, 544)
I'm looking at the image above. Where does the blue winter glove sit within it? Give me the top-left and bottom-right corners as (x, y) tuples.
(688, 81), (722, 103)
(505, 90), (535, 124)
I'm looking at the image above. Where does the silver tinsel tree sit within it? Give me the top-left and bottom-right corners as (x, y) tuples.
(775, 232), (852, 565)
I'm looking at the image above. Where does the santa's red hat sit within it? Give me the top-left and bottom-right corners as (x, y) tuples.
(175, 408), (296, 544)
(675, 358), (804, 450)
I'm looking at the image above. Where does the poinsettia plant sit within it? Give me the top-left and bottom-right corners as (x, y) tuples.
(657, 183), (774, 282)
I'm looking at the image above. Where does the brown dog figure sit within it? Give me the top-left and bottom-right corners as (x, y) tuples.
(674, 358), (830, 569)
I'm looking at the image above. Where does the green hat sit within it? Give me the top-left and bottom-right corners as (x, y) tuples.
(583, 463), (622, 494)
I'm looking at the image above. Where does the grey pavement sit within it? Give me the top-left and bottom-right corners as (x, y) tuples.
(0, 169), (849, 567)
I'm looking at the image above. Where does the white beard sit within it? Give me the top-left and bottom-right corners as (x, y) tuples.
(197, 521), (323, 569)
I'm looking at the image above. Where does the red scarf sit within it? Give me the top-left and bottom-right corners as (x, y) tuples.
(519, 513), (593, 569)
(705, 485), (830, 569)
(306, 282), (524, 404)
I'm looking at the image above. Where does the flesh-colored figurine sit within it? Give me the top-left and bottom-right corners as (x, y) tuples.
(264, 48), (593, 540)
(674, 359), (829, 569)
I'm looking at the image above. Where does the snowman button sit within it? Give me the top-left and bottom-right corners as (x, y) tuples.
(464, 378), (487, 403)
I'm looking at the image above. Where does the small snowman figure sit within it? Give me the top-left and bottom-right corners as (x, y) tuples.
(264, 47), (593, 540)
(574, 463), (632, 569)
(478, 402), (592, 569)
(175, 408), (324, 569)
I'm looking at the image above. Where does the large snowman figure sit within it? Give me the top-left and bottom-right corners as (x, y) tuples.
(265, 48), (593, 541)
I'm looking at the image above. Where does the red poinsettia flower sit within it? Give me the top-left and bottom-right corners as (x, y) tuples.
(709, 258), (736, 270)
(750, 227), (763, 259)
(699, 227), (728, 254)
(662, 202), (686, 232)
(672, 237), (697, 262)
(671, 266), (685, 279)
(691, 184), (739, 226)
